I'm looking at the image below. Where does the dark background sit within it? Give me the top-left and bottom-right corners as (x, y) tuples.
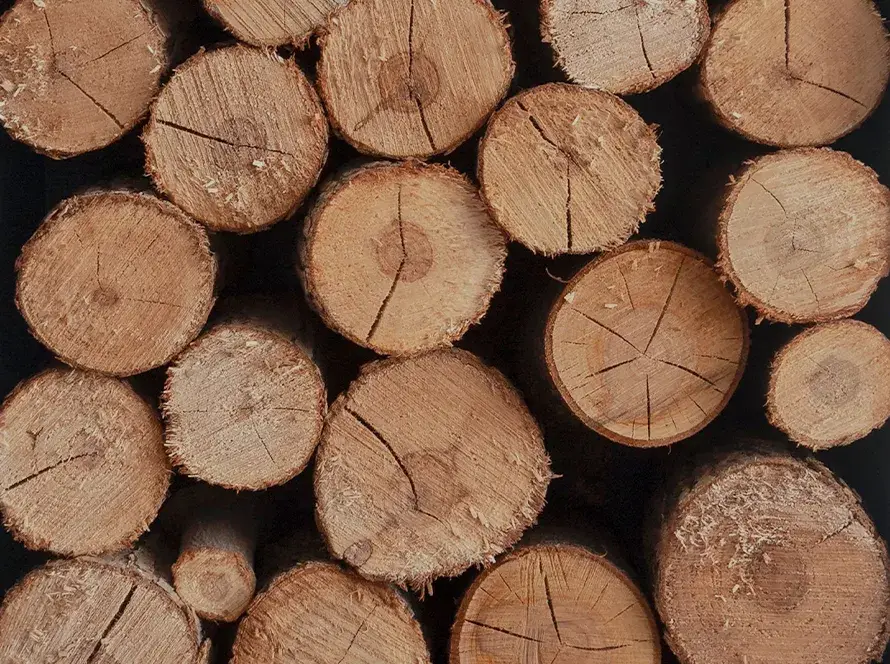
(0, 0), (888, 662)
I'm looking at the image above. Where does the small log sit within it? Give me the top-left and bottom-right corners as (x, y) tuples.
(299, 161), (506, 356)
(232, 561), (430, 664)
(315, 349), (551, 590)
(0, 0), (175, 158)
(478, 83), (662, 256)
(203, 0), (343, 47)
(16, 190), (218, 376)
(451, 543), (661, 663)
(144, 44), (329, 233)
(767, 320), (890, 450)
(0, 557), (206, 663)
(317, 0), (514, 159)
(163, 305), (326, 490)
(652, 447), (890, 664)
(541, 0), (710, 95)
(715, 148), (890, 323)
(699, 0), (890, 146)
(545, 240), (749, 447)
(0, 367), (170, 556)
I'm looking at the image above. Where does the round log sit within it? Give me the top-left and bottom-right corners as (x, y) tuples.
(144, 44), (329, 233)
(545, 240), (749, 447)
(317, 0), (514, 159)
(0, 0), (174, 158)
(203, 0), (343, 47)
(767, 320), (890, 450)
(478, 83), (662, 255)
(0, 367), (170, 556)
(699, 0), (890, 146)
(232, 561), (430, 664)
(299, 161), (506, 356)
(541, 0), (710, 95)
(315, 349), (551, 589)
(716, 148), (890, 323)
(451, 543), (661, 663)
(16, 190), (217, 376)
(653, 447), (890, 664)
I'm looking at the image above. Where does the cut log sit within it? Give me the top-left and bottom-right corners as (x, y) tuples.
(653, 447), (890, 664)
(715, 148), (890, 323)
(451, 543), (661, 664)
(315, 349), (551, 590)
(0, 367), (170, 556)
(203, 0), (344, 47)
(541, 0), (709, 95)
(317, 0), (514, 159)
(231, 561), (431, 664)
(478, 83), (662, 255)
(0, 557), (206, 663)
(299, 161), (506, 356)
(767, 321), (890, 450)
(16, 190), (218, 376)
(699, 0), (890, 146)
(0, 0), (175, 158)
(545, 240), (749, 447)
(143, 44), (329, 233)
(163, 305), (326, 490)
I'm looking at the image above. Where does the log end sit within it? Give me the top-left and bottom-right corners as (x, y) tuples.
(202, 0), (342, 47)
(173, 547), (256, 623)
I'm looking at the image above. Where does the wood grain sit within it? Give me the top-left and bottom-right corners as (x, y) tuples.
(203, 0), (345, 47)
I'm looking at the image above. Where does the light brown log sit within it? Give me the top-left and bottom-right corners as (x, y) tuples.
(299, 161), (506, 356)
(715, 148), (890, 323)
(16, 190), (218, 376)
(767, 321), (890, 450)
(545, 240), (749, 447)
(699, 0), (890, 147)
(315, 349), (551, 590)
(0, 367), (170, 556)
(317, 0), (514, 159)
(478, 83), (661, 256)
(0, 0), (176, 158)
(541, 0), (709, 95)
(652, 447), (890, 664)
(451, 543), (661, 663)
(0, 557), (207, 663)
(203, 0), (343, 47)
(144, 44), (329, 233)
(231, 561), (431, 664)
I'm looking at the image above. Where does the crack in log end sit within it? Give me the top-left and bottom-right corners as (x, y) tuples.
(155, 120), (296, 157)
(407, 0), (436, 151)
(516, 101), (561, 152)
(643, 256), (684, 354)
(570, 3), (635, 16)
(788, 75), (867, 108)
(540, 562), (563, 644)
(252, 422), (276, 465)
(335, 605), (378, 664)
(593, 357), (639, 376)
(78, 31), (150, 68)
(57, 69), (124, 129)
(634, 4), (656, 80)
(646, 374), (651, 440)
(466, 620), (545, 644)
(565, 161), (573, 251)
(784, 0), (791, 70)
(4, 452), (98, 492)
(571, 308), (642, 353)
(86, 585), (137, 664)
(655, 358), (724, 393)
(367, 187), (406, 343)
(819, 514), (855, 543)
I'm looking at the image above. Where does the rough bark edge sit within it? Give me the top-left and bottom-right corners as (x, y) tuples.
(142, 43), (330, 234)
(476, 82), (663, 256)
(543, 239), (751, 448)
(172, 547), (256, 622)
(200, 0), (323, 48)
(715, 148), (890, 323)
(298, 160), (508, 356)
(316, 0), (515, 159)
(314, 348), (552, 590)
(0, 367), (172, 557)
(651, 445), (890, 664)
(14, 189), (219, 376)
(766, 320), (890, 449)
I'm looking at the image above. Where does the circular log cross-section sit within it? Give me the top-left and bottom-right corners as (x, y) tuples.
(0, 368), (170, 556)
(768, 321), (890, 450)
(144, 45), (329, 233)
(654, 449), (890, 664)
(452, 544), (661, 664)
(163, 319), (326, 490)
(0, 0), (172, 158)
(700, 0), (890, 146)
(318, 0), (514, 159)
(203, 0), (343, 47)
(716, 149), (890, 323)
(541, 0), (710, 95)
(16, 191), (217, 376)
(315, 350), (551, 589)
(545, 241), (749, 447)
(0, 558), (204, 663)
(300, 162), (506, 356)
(479, 83), (662, 255)
(232, 562), (430, 664)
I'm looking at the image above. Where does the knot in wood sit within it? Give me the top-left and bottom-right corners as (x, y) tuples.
(375, 219), (434, 283)
(378, 52), (441, 113)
